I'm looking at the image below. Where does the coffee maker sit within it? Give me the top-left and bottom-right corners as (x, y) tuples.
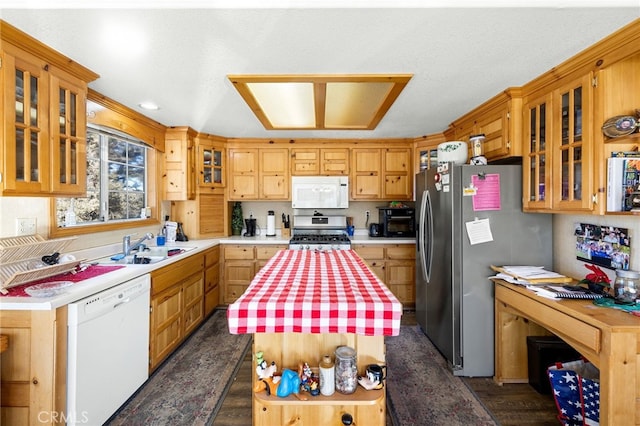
(244, 217), (257, 236)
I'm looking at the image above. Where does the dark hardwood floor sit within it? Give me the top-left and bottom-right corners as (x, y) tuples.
(213, 311), (559, 426)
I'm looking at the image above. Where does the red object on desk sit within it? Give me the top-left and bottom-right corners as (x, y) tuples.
(227, 249), (402, 336)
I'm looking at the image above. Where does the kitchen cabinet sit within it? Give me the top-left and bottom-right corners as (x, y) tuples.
(228, 148), (289, 200)
(593, 51), (640, 215)
(164, 126), (197, 200)
(351, 148), (381, 199)
(221, 244), (287, 303)
(228, 148), (258, 199)
(1, 23), (98, 197)
(290, 147), (349, 175)
(414, 133), (446, 173)
(351, 148), (412, 200)
(204, 246), (220, 316)
(171, 191), (226, 239)
(522, 91), (553, 211)
(168, 132), (227, 238)
(196, 134), (225, 190)
(552, 74), (594, 212)
(353, 243), (416, 306)
(520, 19), (640, 215)
(447, 88), (523, 163)
(0, 309), (66, 425)
(149, 253), (204, 371)
(523, 74), (595, 213)
(259, 148), (289, 199)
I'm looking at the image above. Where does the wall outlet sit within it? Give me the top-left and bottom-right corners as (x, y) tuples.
(16, 218), (37, 236)
(365, 210), (370, 221)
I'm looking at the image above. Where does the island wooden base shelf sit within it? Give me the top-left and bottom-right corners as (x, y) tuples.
(254, 387), (384, 406)
(252, 332), (386, 425)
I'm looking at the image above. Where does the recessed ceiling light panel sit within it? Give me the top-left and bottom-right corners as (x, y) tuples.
(229, 74), (412, 130)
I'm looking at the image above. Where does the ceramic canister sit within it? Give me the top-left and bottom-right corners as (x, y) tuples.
(319, 355), (335, 396)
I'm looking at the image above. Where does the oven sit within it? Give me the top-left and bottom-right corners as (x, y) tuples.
(289, 215), (351, 251)
(378, 207), (416, 238)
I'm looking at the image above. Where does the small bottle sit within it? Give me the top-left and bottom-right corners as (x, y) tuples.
(319, 355), (335, 396)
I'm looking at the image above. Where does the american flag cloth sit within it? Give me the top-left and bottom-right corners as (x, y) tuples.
(227, 249), (402, 336)
(548, 360), (600, 426)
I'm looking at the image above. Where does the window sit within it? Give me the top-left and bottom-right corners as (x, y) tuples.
(55, 126), (150, 228)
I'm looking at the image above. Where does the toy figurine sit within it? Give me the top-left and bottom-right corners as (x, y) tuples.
(253, 369), (307, 400)
(255, 351), (278, 380)
(299, 362), (320, 396)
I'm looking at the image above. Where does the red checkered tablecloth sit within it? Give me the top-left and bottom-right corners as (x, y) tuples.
(227, 249), (402, 336)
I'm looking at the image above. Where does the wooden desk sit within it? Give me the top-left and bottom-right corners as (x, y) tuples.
(494, 280), (640, 425)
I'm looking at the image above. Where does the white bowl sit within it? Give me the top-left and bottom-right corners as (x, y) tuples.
(437, 141), (468, 165)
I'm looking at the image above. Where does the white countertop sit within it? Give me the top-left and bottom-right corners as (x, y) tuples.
(0, 234), (414, 311)
(0, 240), (219, 311)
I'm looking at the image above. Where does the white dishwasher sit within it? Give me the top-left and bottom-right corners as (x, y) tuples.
(67, 274), (150, 425)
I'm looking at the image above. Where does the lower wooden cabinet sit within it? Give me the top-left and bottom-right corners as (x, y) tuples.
(353, 244), (416, 307)
(221, 244), (287, 304)
(149, 253), (205, 371)
(204, 246), (220, 316)
(0, 309), (66, 425)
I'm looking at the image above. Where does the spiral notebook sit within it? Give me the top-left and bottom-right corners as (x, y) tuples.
(532, 285), (604, 300)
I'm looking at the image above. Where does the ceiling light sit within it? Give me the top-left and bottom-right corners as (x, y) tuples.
(228, 74), (412, 130)
(138, 102), (160, 111)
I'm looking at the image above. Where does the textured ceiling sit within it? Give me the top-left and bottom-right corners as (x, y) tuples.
(1, 6), (639, 139)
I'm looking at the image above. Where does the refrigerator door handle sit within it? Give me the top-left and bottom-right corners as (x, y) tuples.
(425, 189), (433, 283)
(419, 189), (432, 283)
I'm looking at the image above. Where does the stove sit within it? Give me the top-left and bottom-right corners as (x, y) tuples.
(288, 215), (351, 251)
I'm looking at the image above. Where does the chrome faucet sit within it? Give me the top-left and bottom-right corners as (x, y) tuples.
(123, 232), (154, 256)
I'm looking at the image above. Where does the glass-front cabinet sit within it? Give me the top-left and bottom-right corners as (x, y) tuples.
(523, 92), (553, 211)
(1, 24), (97, 197)
(552, 74), (593, 211)
(198, 143), (224, 189)
(523, 74), (594, 213)
(50, 73), (88, 196)
(2, 45), (50, 194)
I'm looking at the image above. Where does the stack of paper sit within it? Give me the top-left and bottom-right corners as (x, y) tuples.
(490, 265), (572, 284)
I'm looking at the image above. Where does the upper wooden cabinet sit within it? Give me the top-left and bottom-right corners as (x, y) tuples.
(164, 126), (197, 201)
(447, 88), (523, 163)
(228, 147), (289, 200)
(1, 22), (98, 197)
(351, 147), (412, 200)
(290, 147), (349, 175)
(593, 51), (640, 216)
(259, 148), (289, 199)
(522, 19), (640, 214)
(414, 133), (446, 174)
(524, 74), (595, 213)
(552, 74), (594, 212)
(195, 134), (225, 191)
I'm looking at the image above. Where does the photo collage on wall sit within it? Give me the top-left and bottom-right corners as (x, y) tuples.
(575, 223), (631, 270)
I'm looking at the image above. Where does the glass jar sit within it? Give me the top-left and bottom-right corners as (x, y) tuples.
(613, 269), (640, 305)
(334, 346), (357, 394)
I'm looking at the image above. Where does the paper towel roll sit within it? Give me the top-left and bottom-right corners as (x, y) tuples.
(266, 211), (276, 236)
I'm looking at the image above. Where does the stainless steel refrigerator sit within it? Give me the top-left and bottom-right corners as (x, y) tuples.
(415, 164), (552, 377)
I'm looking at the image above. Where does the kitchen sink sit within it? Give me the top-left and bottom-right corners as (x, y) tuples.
(95, 246), (197, 265)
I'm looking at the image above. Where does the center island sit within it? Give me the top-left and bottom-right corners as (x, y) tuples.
(227, 249), (402, 426)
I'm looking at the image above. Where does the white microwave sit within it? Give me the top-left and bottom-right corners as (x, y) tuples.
(291, 176), (349, 209)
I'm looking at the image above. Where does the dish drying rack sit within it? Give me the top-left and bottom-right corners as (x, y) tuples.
(0, 235), (81, 294)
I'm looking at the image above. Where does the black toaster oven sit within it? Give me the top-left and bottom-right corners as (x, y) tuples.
(378, 207), (415, 238)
